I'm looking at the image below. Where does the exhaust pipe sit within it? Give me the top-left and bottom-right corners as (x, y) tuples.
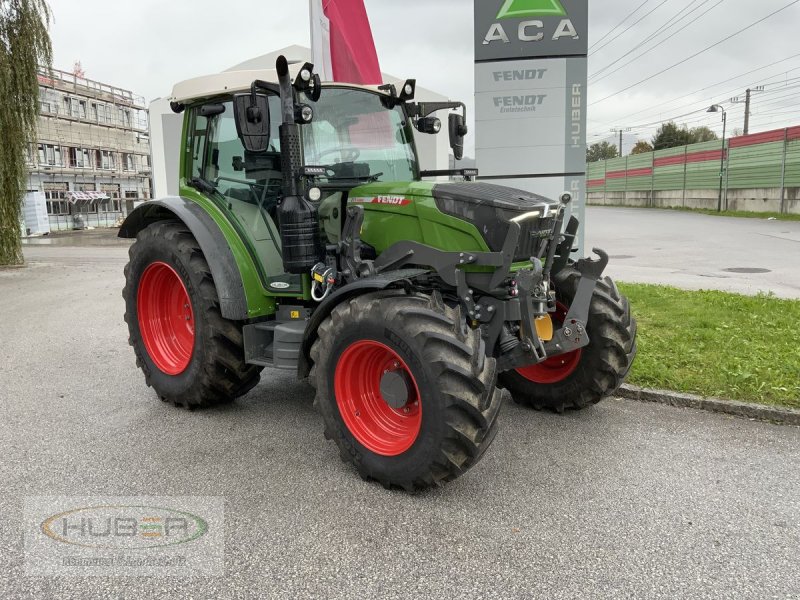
(275, 55), (322, 274)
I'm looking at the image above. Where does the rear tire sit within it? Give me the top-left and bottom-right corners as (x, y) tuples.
(499, 268), (637, 412)
(123, 220), (262, 408)
(311, 291), (502, 491)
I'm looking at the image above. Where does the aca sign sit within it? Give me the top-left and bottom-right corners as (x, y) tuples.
(475, 0), (588, 61)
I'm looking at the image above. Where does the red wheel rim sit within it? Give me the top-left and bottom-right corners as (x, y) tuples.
(334, 340), (422, 456)
(516, 301), (582, 384)
(137, 261), (195, 375)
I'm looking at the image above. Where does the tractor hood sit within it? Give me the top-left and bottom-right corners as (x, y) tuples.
(348, 180), (563, 261)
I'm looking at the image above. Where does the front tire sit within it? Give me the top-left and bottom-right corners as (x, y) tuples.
(311, 291), (502, 491)
(123, 220), (262, 408)
(499, 268), (637, 412)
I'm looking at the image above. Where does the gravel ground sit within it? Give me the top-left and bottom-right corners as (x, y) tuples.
(0, 233), (797, 599)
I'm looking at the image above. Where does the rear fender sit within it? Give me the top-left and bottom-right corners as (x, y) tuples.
(119, 197), (272, 320)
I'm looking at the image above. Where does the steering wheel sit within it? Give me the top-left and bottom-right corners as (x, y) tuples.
(315, 146), (361, 163)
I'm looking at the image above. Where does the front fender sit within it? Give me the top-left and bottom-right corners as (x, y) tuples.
(296, 268), (429, 379)
(119, 197), (261, 320)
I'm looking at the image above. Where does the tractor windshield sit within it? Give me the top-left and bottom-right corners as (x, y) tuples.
(302, 88), (418, 182)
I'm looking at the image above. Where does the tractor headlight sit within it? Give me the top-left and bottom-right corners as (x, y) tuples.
(399, 79), (416, 101)
(416, 117), (442, 135)
(295, 104), (314, 124)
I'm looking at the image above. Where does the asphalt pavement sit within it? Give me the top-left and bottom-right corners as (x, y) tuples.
(586, 206), (800, 298)
(0, 227), (797, 598)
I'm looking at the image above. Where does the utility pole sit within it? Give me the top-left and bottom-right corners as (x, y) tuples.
(707, 104), (727, 212)
(731, 86), (764, 135)
(744, 88), (751, 135)
(610, 127), (631, 156)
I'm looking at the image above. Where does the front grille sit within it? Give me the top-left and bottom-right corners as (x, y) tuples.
(515, 216), (556, 262)
(431, 181), (560, 259)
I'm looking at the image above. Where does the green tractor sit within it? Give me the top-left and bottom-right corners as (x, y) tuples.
(120, 57), (636, 490)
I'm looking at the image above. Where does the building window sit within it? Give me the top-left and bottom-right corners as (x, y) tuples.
(96, 103), (106, 124)
(38, 144), (62, 166)
(118, 107), (132, 128)
(104, 199), (123, 211)
(97, 150), (116, 170)
(78, 100), (87, 119)
(123, 153), (135, 171)
(99, 184), (121, 211)
(101, 183), (120, 199)
(39, 88), (57, 114)
(66, 147), (91, 168)
(124, 190), (138, 199)
(44, 182), (69, 215)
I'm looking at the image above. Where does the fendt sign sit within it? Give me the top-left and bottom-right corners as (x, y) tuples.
(475, 0), (588, 61)
(474, 0), (588, 252)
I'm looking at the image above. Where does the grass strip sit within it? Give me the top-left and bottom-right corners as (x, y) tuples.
(618, 283), (800, 408)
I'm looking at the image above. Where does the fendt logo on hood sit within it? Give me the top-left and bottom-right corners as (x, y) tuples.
(484, 0), (578, 45)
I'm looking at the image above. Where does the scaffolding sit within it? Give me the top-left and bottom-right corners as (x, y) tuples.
(26, 66), (153, 231)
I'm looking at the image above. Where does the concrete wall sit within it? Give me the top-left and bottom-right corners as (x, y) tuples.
(588, 187), (800, 214)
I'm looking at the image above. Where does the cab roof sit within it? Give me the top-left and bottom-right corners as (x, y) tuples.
(170, 64), (386, 103)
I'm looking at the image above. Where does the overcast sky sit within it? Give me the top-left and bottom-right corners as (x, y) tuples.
(48, 0), (800, 152)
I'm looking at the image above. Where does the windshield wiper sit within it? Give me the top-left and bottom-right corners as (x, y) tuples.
(189, 176), (221, 197)
(325, 172), (384, 183)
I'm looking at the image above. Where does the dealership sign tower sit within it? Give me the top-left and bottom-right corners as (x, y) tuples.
(475, 0), (588, 252)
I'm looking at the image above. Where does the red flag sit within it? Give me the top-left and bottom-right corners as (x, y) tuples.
(310, 0), (382, 85)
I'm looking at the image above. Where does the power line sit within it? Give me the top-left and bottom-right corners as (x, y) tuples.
(590, 0), (800, 106)
(590, 0), (706, 79)
(589, 0), (670, 56)
(588, 52), (800, 132)
(588, 0), (654, 52)
(590, 0), (726, 84)
(587, 78), (800, 139)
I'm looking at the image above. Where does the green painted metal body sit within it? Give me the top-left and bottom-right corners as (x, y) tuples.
(346, 181), (491, 255)
(175, 170), (496, 318)
(172, 97), (515, 319)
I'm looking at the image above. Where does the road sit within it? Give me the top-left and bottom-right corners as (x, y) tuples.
(0, 231), (797, 598)
(586, 206), (800, 298)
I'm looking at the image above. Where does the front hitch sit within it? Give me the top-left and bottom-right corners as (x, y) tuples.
(543, 247), (608, 357)
(497, 248), (609, 372)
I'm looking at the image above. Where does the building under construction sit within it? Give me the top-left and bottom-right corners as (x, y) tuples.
(24, 66), (152, 232)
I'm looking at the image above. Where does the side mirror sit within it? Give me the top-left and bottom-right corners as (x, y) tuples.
(234, 94), (270, 153)
(449, 113), (468, 161)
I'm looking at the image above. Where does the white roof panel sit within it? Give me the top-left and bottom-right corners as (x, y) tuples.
(170, 64), (384, 103)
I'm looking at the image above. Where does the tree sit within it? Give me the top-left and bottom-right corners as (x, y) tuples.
(652, 121), (721, 151)
(631, 140), (653, 155)
(652, 122), (693, 150)
(586, 141), (618, 162)
(689, 126), (718, 143)
(0, 0), (52, 266)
